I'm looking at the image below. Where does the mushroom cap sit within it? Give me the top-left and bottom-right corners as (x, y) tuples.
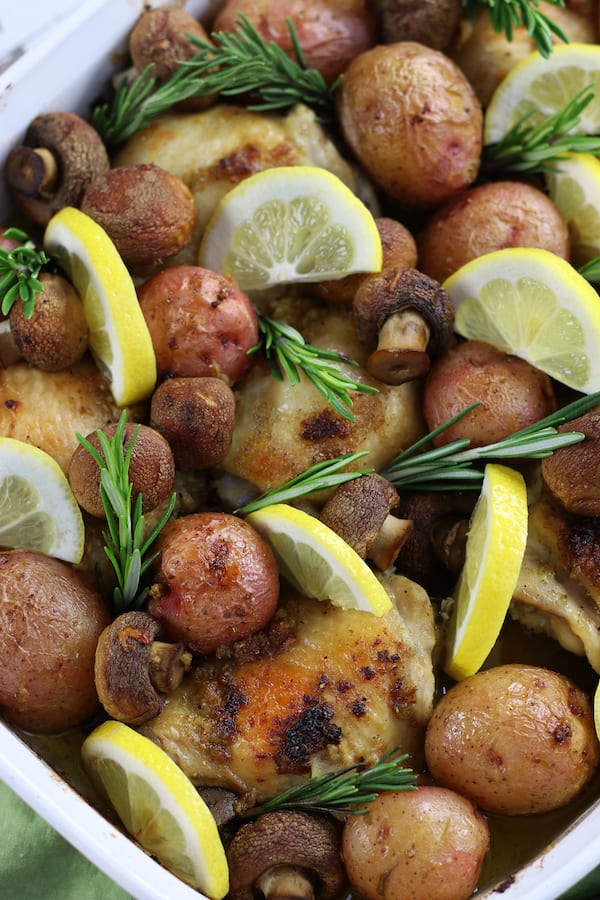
(5, 112), (109, 225)
(94, 611), (165, 725)
(226, 810), (344, 900)
(320, 473), (400, 559)
(541, 410), (600, 516)
(353, 266), (455, 359)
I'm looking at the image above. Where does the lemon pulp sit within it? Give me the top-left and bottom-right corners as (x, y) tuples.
(443, 247), (600, 394)
(545, 153), (600, 268)
(82, 721), (228, 898)
(0, 437), (84, 563)
(198, 166), (382, 291)
(246, 502), (392, 616)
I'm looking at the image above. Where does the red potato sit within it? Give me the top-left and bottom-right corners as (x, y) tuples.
(212, 0), (378, 83)
(342, 786), (490, 900)
(337, 41), (482, 209)
(423, 339), (556, 447)
(0, 551), (111, 733)
(425, 665), (600, 815)
(138, 265), (259, 384)
(148, 512), (280, 654)
(417, 181), (571, 285)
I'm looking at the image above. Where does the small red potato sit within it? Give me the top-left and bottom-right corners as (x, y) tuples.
(425, 664), (600, 815)
(417, 181), (571, 285)
(0, 551), (111, 733)
(148, 512), (280, 653)
(337, 42), (482, 209)
(138, 265), (259, 384)
(423, 339), (556, 447)
(342, 786), (490, 900)
(213, 0), (378, 83)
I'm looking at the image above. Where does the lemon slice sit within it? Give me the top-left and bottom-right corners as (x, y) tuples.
(443, 247), (600, 393)
(198, 166), (382, 291)
(0, 437), (84, 563)
(82, 720), (228, 898)
(593, 680), (600, 742)
(246, 502), (392, 616)
(445, 464), (528, 681)
(484, 43), (600, 144)
(44, 207), (156, 407)
(545, 152), (600, 268)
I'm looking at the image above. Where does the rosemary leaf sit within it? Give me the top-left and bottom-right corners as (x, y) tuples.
(240, 749), (416, 818)
(483, 85), (600, 175)
(93, 14), (338, 147)
(237, 452), (372, 515)
(76, 412), (176, 613)
(0, 228), (50, 318)
(578, 256), (600, 283)
(461, 0), (568, 58)
(252, 315), (379, 423)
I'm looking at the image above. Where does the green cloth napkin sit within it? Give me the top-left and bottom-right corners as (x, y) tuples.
(0, 780), (130, 900)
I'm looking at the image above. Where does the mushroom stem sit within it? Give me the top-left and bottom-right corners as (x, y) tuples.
(5, 145), (59, 198)
(368, 514), (413, 571)
(149, 639), (193, 694)
(256, 864), (316, 900)
(368, 308), (431, 384)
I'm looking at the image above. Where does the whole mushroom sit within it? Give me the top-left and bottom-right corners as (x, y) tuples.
(226, 810), (344, 900)
(94, 611), (192, 725)
(353, 267), (455, 384)
(4, 112), (109, 225)
(541, 410), (600, 516)
(320, 473), (412, 570)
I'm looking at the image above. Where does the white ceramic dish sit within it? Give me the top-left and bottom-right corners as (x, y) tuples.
(1, 2), (600, 898)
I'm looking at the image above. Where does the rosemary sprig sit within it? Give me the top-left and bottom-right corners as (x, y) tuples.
(76, 412), (176, 613)
(0, 228), (50, 318)
(240, 749), (416, 818)
(250, 315), (379, 423)
(237, 451), (373, 515)
(483, 85), (600, 175)
(461, 0), (568, 58)
(92, 14), (338, 147)
(382, 390), (600, 491)
(578, 256), (600, 284)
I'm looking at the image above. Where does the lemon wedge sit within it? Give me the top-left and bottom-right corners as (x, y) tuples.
(445, 464), (528, 682)
(443, 247), (600, 394)
(0, 437), (84, 563)
(82, 720), (229, 898)
(198, 166), (382, 291)
(484, 43), (600, 144)
(545, 152), (600, 268)
(44, 207), (156, 407)
(246, 502), (392, 616)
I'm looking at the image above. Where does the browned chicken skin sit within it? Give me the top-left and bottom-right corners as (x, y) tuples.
(141, 574), (436, 802)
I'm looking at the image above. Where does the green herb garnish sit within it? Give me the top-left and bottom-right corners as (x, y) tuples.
(241, 749), (416, 818)
(76, 411), (176, 613)
(93, 14), (339, 147)
(461, 0), (568, 58)
(0, 227), (49, 318)
(382, 391), (600, 491)
(251, 315), (379, 423)
(483, 85), (600, 175)
(237, 451), (373, 515)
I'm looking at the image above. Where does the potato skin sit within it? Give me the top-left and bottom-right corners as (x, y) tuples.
(342, 786), (490, 900)
(0, 551), (111, 733)
(424, 339), (556, 447)
(337, 42), (482, 209)
(148, 513), (280, 653)
(425, 664), (600, 815)
(417, 181), (571, 285)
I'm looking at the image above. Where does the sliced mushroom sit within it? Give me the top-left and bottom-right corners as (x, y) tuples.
(94, 611), (192, 725)
(541, 410), (600, 516)
(320, 473), (412, 571)
(5, 112), (109, 226)
(353, 266), (455, 385)
(227, 810), (344, 900)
